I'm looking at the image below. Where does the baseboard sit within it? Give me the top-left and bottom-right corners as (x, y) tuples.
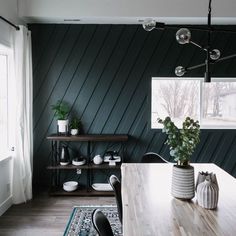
(0, 196), (13, 216)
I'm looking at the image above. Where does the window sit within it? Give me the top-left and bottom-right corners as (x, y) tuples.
(0, 45), (14, 159)
(151, 78), (236, 129)
(0, 53), (8, 157)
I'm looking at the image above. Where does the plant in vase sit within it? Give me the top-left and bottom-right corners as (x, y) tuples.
(158, 116), (200, 200)
(52, 100), (70, 135)
(69, 117), (81, 136)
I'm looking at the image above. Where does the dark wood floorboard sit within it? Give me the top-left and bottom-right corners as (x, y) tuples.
(0, 191), (115, 236)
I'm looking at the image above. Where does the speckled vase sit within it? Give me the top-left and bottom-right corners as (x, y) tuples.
(197, 179), (219, 209)
(171, 165), (195, 200)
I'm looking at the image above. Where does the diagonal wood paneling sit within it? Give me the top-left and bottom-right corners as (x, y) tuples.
(29, 24), (236, 186)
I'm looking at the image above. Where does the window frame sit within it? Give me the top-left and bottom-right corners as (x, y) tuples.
(0, 44), (14, 160)
(151, 77), (236, 130)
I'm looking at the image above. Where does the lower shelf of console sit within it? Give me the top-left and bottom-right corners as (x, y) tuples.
(49, 186), (115, 196)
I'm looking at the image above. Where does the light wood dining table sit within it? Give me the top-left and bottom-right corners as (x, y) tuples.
(121, 163), (236, 236)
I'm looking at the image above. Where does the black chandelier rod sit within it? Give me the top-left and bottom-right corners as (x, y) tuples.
(185, 53), (236, 72)
(204, 0), (212, 82)
(0, 16), (20, 31)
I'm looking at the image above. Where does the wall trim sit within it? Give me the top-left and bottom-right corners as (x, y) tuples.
(0, 195), (13, 216)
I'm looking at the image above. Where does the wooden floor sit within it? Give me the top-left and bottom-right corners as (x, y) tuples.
(0, 192), (115, 236)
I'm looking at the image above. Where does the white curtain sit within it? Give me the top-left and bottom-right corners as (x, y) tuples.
(12, 26), (33, 204)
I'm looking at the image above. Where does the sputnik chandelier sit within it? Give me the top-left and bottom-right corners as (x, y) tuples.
(142, 0), (236, 82)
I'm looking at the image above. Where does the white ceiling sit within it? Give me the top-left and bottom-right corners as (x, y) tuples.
(16, 0), (236, 25)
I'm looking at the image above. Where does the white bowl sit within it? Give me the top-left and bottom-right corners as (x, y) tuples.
(72, 159), (86, 166)
(63, 181), (78, 192)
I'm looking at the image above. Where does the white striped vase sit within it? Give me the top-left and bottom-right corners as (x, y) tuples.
(197, 179), (219, 209)
(171, 165), (195, 200)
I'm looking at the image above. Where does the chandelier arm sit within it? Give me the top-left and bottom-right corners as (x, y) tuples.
(190, 41), (205, 50)
(184, 53), (236, 72)
(216, 53), (236, 63)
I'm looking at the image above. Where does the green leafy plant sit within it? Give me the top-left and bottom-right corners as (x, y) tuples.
(51, 100), (69, 120)
(158, 117), (200, 165)
(70, 117), (81, 129)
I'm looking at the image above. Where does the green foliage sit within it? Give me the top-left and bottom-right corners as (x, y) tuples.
(70, 117), (81, 129)
(51, 100), (69, 120)
(158, 117), (200, 164)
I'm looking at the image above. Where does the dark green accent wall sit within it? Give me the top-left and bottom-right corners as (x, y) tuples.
(30, 24), (236, 186)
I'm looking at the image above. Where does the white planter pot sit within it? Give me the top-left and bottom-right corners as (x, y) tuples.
(70, 129), (78, 135)
(171, 165), (195, 200)
(57, 119), (69, 134)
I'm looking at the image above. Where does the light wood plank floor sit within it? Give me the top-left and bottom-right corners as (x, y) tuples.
(0, 192), (115, 236)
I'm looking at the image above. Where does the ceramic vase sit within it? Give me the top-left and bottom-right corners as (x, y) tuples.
(197, 176), (219, 209)
(171, 165), (195, 200)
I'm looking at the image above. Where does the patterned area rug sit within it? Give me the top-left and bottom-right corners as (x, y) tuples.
(64, 205), (122, 236)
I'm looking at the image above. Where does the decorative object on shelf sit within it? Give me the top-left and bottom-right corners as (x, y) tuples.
(196, 172), (219, 209)
(93, 155), (103, 165)
(60, 145), (70, 165)
(104, 151), (121, 166)
(70, 117), (81, 136)
(72, 156), (86, 166)
(92, 183), (113, 192)
(52, 100), (70, 135)
(63, 181), (78, 192)
(142, 0), (236, 83)
(158, 117), (200, 200)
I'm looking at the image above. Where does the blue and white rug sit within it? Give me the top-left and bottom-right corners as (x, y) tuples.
(64, 205), (122, 236)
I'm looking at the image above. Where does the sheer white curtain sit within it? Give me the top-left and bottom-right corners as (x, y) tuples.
(12, 25), (33, 204)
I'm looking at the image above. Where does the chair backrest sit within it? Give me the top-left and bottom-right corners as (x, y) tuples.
(109, 175), (122, 223)
(92, 209), (114, 236)
(141, 152), (168, 163)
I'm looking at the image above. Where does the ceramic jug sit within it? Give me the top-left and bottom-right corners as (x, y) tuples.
(60, 145), (70, 165)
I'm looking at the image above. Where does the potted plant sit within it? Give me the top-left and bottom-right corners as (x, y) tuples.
(158, 116), (200, 200)
(52, 100), (69, 135)
(69, 117), (81, 135)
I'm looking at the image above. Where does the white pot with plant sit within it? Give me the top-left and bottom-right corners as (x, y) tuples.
(158, 116), (200, 200)
(52, 100), (69, 135)
(70, 117), (81, 136)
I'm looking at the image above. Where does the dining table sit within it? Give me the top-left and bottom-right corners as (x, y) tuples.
(121, 163), (236, 236)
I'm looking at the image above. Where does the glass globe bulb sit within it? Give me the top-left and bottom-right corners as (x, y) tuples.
(175, 66), (186, 77)
(210, 49), (221, 60)
(142, 19), (156, 32)
(176, 28), (191, 44)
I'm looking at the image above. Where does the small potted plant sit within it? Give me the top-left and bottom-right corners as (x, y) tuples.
(52, 100), (69, 135)
(158, 116), (200, 200)
(69, 117), (81, 136)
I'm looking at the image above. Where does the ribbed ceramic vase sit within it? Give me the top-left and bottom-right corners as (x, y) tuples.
(197, 179), (219, 209)
(171, 165), (195, 200)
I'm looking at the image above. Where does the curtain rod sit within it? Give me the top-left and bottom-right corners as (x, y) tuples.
(0, 16), (20, 31)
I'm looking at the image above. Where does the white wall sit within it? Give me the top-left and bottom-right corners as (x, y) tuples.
(0, 157), (13, 216)
(0, 0), (22, 25)
(18, 0), (236, 24)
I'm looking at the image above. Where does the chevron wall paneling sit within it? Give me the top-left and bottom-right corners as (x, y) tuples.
(29, 24), (236, 186)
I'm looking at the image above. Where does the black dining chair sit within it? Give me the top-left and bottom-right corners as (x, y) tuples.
(109, 175), (122, 224)
(141, 152), (168, 163)
(92, 209), (114, 236)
